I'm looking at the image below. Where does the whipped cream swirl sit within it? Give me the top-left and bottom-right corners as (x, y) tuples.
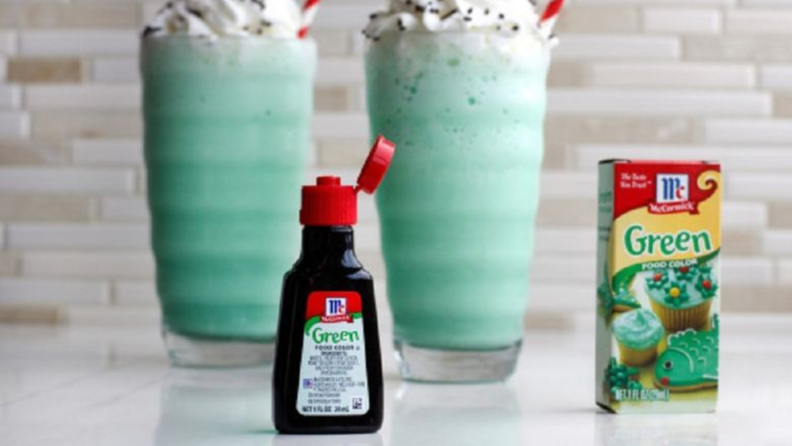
(364, 0), (544, 39)
(143, 0), (301, 38)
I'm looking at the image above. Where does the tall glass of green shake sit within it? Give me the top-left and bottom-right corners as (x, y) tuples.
(365, 1), (559, 381)
(141, 0), (316, 367)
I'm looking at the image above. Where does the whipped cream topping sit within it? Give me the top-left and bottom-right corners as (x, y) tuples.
(364, 0), (546, 40)
(143, 0), (301, 39)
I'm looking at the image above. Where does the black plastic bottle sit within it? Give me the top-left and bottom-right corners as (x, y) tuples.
(272, 137), (395, 434)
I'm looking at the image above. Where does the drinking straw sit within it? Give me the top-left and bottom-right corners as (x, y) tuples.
(539, 0), (565, 37)
(298, 0), (321, 38)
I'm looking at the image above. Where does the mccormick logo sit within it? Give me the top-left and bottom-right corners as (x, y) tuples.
(321, 297), (352, 323)
(650, 174), (697, 215)
(656, 174), (688, 204)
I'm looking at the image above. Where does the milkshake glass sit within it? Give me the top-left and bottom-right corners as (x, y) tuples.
(365, 3), (554, 381)
(141, 1), (315, 367)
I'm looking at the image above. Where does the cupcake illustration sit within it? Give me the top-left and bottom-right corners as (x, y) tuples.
(612, 309), (664, 367)
(646, 264), (717, 332)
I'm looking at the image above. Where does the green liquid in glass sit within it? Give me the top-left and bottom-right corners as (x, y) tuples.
(366, 33), (550, 350)
(142, 37), (316, 343)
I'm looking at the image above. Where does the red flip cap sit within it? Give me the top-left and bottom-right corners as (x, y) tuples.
(300, 136), (396, 226)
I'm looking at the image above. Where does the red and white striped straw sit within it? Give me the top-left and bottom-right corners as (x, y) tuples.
(539, 0), (565, 36)
(298, 0), (322, 39)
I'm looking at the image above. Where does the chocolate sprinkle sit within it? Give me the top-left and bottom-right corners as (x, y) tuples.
(142, 25), (160, 37)
(441, 8), (458, 20)
(186, 7), (204, 19)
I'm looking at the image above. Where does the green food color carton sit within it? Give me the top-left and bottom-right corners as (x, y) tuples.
(596, 160), (721, 413)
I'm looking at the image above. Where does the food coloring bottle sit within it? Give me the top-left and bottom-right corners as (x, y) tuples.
(272, 136), (395, 434)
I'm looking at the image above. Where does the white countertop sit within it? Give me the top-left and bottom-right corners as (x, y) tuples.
(1, 315), (791, 446)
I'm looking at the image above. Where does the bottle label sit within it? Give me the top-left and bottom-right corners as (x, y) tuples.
(296, 291), (369, 416)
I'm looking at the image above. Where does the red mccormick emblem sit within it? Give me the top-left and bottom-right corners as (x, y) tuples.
(321, 297), (352, 323)
(650, 174), (697, 215)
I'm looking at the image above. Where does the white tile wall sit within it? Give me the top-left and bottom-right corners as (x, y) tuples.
(0, 112), (30, 138)
(18, 30), (137, 56)
(740, 0), (789, 5)
(531, 256), (596, 283)
(721, 257), (775, 285)
(0, 278), (108, 305)
(25, 85), (141, 111)
(529, 284), (592, 313)
(728, 175), (792, 202)
(760, 65), (792, 90)
(313, 113), (368, 138)
(589, 63), (755, 89)
(575, 0), (735, 4)
(555, 35), (680, 60)
(725, 11), (792, 35)
(317, 58), (364, 86)
(779, 260), (792, 285)
(22, 252), (154, 279)
(549, 89), (771, 116)
(762, 231), (792, 256)
(0, 168), (135, 194)
(0, 31), (16, 56)
(534, 229), (596, 254)
(722, 202), (769, 230)
(100, 197), (149, 221)
(355, 223), (380, 252)
(113, 281), (156, 306)
(92, 57), (139, 84)
(72, 139), (143, 166)
(643, 8), (721, 34)
(1, 0), (792, 321)
(6, 224), (149, 250)
(574, 144), (792, 171)
(0, 86), (21, 109)
(313, 5), (370, 31)
(541, 172), (598, 199)
(705, 120), (792, 144)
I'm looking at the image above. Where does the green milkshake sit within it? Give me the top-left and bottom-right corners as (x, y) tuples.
(365, 1), (554, 381)
(141, 0), (315, 367)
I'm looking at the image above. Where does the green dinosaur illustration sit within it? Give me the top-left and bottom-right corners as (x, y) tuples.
(655, 315), (719, 392)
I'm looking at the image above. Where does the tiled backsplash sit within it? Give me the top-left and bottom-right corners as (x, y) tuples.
(0, 0), (791, 325)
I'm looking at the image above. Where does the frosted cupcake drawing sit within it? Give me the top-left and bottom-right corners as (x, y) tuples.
(646, 265), (718, 333)
(612, 309), (664, 367)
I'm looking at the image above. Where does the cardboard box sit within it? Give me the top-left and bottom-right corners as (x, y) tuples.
(596, 160), (721, 414)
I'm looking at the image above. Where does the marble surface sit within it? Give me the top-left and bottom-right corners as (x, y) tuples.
(1, 315), (791, 446)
